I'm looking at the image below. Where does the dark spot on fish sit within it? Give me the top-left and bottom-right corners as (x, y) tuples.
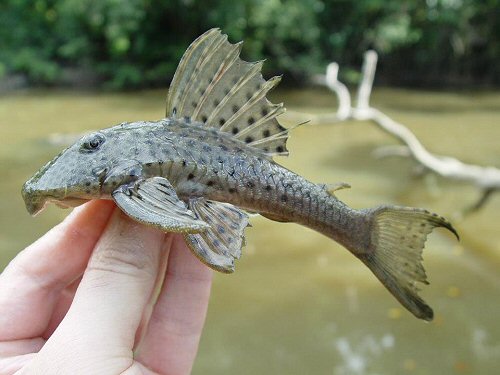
(201, 115), (208, 123)
(229, 187), (237, 193)
(246, 92), (252, 100)
(203, 145), (212, 152)
(276, 145), (284, 153)
(187, 140), (195, 147)
(217, 225), (225, 234)
(214, 99), (220, 106)
(146, 162), (152, 167)
(232, 127), (239, 135)
(281, 194), (287, 202)
(213, 239), (221, 248)
(263, 147), (269, 152)
(207, 181), (214, 187)
(188, 173), (195, 180)
(261, 108), (268, 116)
(182, 159), (187, 167)
(219, 118), (226, 126)
(224, 88), (230, 95)
(85, 181), (91, 187)
(263, 129), (270, 137)
(232, 105), (239, 113)
(183, 116), (191, 123)
(219, 144), (229, 151)
(245, 136), (253, 143)
(246, 181), (255, 188)
(248, 117), (255, 125)
(192, 101), (197, 108)
(232, 77), (238, 84)
(265, 185), (272, 191)
(172, 107), (177, 115)
(85, 189), (91, 194)
(198, 157), (206, 164)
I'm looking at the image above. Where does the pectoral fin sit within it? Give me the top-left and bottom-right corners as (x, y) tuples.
(112, 177), (209, 233)
(184, 198), (249, 273)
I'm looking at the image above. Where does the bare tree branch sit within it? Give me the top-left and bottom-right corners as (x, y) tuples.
(309, 50), (500, 210)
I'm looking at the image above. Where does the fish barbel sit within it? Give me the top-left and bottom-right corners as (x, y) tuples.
(22, 29), (458, 321)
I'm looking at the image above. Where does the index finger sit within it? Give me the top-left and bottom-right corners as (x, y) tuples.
(0, 199), (115, 341)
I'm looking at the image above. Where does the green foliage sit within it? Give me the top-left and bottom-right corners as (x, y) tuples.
(0, 0), (498, 88)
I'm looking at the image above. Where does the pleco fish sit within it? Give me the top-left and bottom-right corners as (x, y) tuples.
(22, 29), (458, 321)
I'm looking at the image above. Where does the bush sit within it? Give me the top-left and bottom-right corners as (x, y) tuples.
(1, 0), (498, 88)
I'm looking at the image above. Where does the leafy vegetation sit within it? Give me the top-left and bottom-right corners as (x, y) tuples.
(1, 0), (498, 88)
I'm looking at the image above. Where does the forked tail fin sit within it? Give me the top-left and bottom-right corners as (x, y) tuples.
(358, 206), (459, 321)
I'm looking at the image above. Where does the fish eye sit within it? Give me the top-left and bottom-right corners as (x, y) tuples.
(80, 133), (105, 153)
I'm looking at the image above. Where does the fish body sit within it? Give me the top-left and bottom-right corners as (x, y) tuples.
(22, 29), (458, 321)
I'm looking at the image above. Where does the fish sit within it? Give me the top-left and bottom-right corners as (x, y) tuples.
(22, 29), (458, 321)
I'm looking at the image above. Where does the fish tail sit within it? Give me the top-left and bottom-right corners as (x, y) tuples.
(355, 205), (459, 321)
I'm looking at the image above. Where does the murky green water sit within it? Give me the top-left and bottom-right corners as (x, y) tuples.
(1, 88), (499, 374)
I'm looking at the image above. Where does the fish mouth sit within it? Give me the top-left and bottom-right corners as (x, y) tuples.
(22, 179), (88, 216)
(24, 197), (49, 216)
(54, 198), (88, 209)
(24, 196), (88, 216)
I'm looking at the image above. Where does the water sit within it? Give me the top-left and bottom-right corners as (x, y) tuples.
(1, 87), (499, 374)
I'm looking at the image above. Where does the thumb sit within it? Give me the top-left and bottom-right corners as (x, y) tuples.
(32, 207), (167, 372)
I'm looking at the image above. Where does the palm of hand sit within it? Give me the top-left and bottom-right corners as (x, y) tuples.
(0, 201), (212, 375)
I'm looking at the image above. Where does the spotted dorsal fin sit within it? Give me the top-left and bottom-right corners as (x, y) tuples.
(165, 28), (290, 157)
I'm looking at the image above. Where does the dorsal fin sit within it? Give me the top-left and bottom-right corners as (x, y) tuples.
(165, 28), (290, 157)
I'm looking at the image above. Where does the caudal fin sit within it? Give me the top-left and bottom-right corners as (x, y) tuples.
(358, 206), (458, 321)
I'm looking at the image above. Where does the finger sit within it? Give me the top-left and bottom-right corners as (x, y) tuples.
(134, 234), (173, 346)
(0, 338), (45, 357)
(0, 353), (38, 375)
(0, 200), (115, 341)
(33, 208), (166, 371)
(135, 234), (213, 375)
(42, 276), (82, 339)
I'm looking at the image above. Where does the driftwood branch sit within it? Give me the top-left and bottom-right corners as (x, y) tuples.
(312, 50), (500, 211)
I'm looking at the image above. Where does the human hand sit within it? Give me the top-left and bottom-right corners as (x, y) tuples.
(0, 200), (212, 374)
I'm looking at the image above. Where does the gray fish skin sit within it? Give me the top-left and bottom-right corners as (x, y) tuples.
(22, 29), (459, 322)
(23, 118), (362, 250)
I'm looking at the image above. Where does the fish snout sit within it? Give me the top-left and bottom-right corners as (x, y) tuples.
(22, 181), (49, 216)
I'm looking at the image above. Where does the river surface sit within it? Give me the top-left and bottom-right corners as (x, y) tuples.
(1, 87), (499, 374)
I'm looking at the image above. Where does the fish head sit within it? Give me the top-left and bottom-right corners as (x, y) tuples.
(22, 129), (117, 216)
